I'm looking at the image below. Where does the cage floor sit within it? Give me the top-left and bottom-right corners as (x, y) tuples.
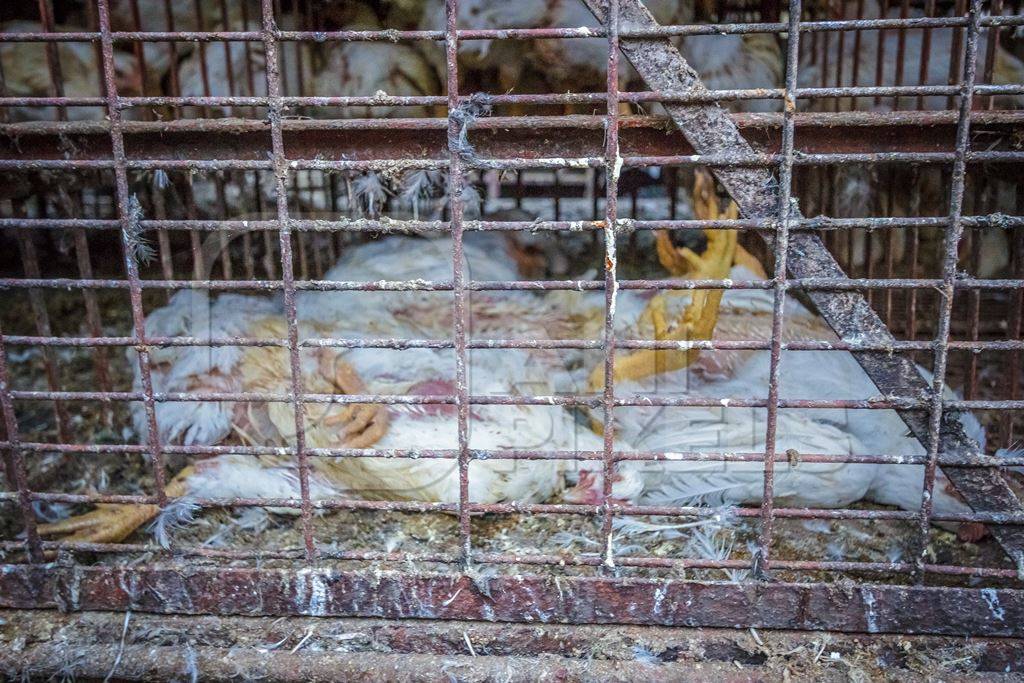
(2, 610), (1023, 681)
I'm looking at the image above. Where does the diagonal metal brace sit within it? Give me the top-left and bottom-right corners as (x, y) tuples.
(580, 0), (1024, 564)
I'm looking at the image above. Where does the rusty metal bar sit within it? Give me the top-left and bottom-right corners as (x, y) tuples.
(914, 0), (983, 581)
(757, 0), (803, 576)
(5, 275), (1024, 292)
(1, 565), (1021, 636)
(579, 0), (1024, 565)
(2, 214), (1022, 234)
(3, 490), (1022, 525)
(3, 614), (1024, 681)
(7, 334), (1024, 353)
(14, 230), (71, 442)
(443, 0), (474, 568)
(2, 439), (1022, 467)
(2, 14), (1022, 43)
(1, 539), (1023, 578)
(5, 108), (1024, 134)
(260, 0), (316, 561)
(8, 388), (1024, 411)
(0, 326), (43, 562)
(9, 541), (1024, 588)
(2, 84), (1023, 114)
(595, 0), (623, 572)
(95, 0), (169, 522)
(1, 151), (1021, 173)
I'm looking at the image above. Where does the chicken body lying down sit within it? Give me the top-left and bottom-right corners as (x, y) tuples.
(561, 182), (998, 539)
(41, 234), (600, 545)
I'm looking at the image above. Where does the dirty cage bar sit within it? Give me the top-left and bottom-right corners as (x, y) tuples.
(0, 0), (1022, 641)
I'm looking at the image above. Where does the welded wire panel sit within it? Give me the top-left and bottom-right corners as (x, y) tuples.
(0, 0), (1023, 637)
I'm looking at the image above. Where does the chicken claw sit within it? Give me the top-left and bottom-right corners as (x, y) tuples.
(589, 171), (742, 390)
(319, 353), (390, 448)
(37, 467), (193, 547)
(37, 503), (160, 545)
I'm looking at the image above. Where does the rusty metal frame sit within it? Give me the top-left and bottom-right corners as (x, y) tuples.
(578, 0), (1024, 573)
(0, 0), (1023, 637)
(1, 565), (1023, 637)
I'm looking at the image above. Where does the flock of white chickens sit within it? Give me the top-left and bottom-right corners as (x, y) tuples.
(3, 0), (1022, 555)
(3, 0), (1023, 121)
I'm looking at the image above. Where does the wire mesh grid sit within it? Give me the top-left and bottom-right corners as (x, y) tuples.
(0, 0), (1023, 634)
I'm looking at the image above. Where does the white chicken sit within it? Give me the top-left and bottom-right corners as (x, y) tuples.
(312, 6), (442, 118)
(679, 32), (782, 112)
(38, 232), (600, 545)
(798, 1), (1024, 276)
(420, 0), (691, 102)
(560, 172), (997, 541)
(799, 1), (1024, 111)
(176, 36), (311, 106)
(99, 0), (245, 92)
(0, 21), (141, 121)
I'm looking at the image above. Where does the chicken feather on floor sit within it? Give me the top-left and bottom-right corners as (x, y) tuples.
(38, 233), (601, 546)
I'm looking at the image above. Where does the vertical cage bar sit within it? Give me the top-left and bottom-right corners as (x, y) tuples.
(96, 0), (170, 507)
(917, 0), (936, 111)
(914, 0), (983, 581)
(599, 0), (621, 570)
(1005, 190), (1023, 447)
(0, 326), (43, 562)
(260, 0), (317, 561)
(36, 0), (67, 123)
(756, 0), (803, 576)
(444, 0), (474, 568)
(127, 0), (151, 118)
(965, 184), (984, 400)
(947, 0), (967, 111)
(849, 0), (864, 111)
(982, 0), (1003, 110)
(49, 183), (117, 420)
(163, 0), (182, 110)
(70, 224), (114, 424)
(832, 0), (845, 113)
(893, 0), (909, 110)
(15, 229), (71, 443)
(873, 0), (888, 108)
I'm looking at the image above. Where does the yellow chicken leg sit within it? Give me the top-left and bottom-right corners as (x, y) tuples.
(37, 466), (195, 546)
(317, 351), (390, 449)
(588, 170), (750, 389)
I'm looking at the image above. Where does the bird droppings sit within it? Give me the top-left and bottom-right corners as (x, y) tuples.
(980, 588), (1007, 622)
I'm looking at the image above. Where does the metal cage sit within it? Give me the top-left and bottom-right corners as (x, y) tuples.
(1, 0), (1023, 669)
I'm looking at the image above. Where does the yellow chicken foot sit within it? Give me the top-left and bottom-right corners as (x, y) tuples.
(318, 352), (390, 448)
(37, 466), (195, 546)
(590, 230), (737, 389)
(588, 170), (748, 389)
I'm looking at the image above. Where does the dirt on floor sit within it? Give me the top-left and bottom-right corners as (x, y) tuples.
(2, 610), (1023, 682)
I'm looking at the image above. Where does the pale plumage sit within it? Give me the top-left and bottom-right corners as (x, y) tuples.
(101, 0), (244, 89)
(314, 41), (439, 118)
(799, 3), (1024, 111)
(420, 0), (693, 96)
(679, 33), (783, 112)
(0, 21), (141, 121)
(798, 2), (1024, 276)
(309, 5), (441, 119)
(152, 233), (591, 507)
(562, 262), (981, 526)
(41, 233), (597, 544)
(177, 39), (313, 103)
